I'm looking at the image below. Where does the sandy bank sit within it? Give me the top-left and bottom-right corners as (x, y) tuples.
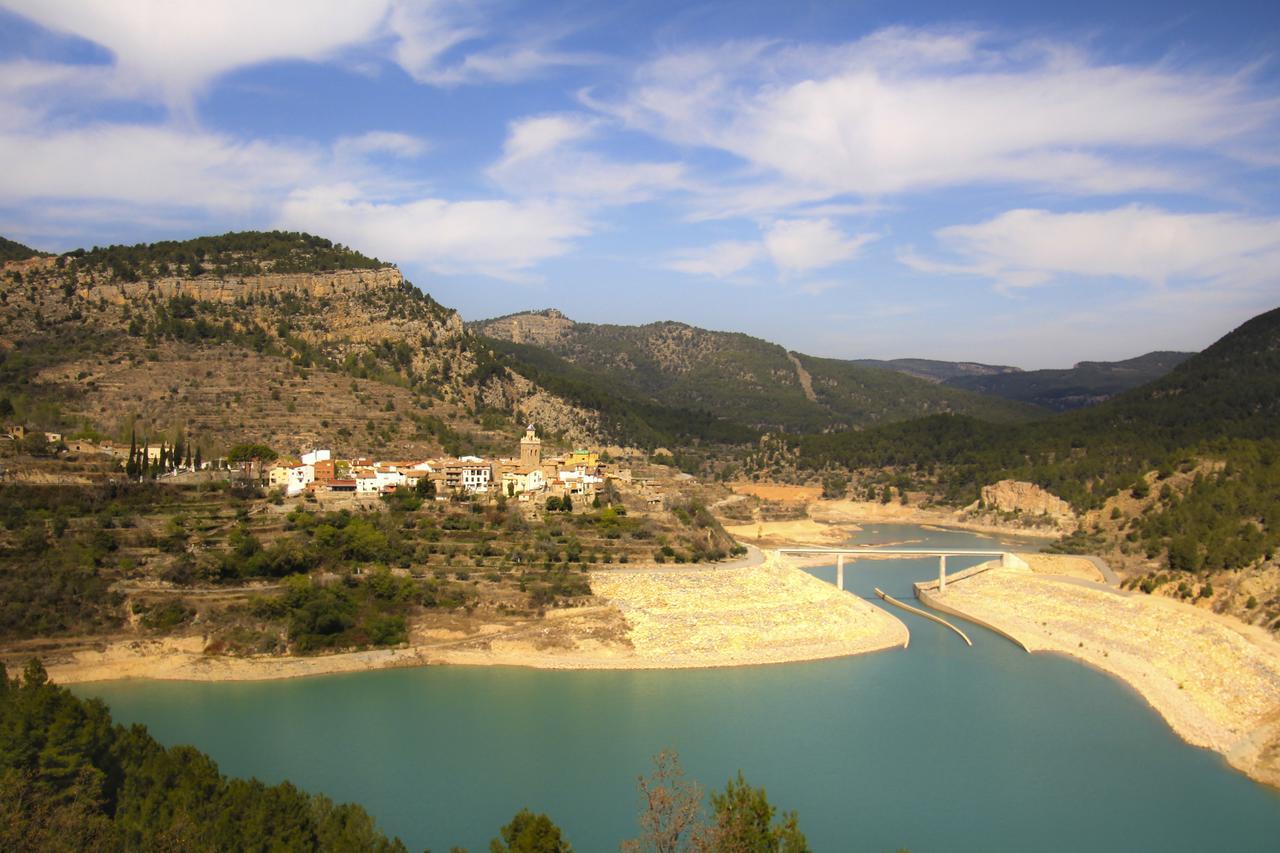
(43, 555), (907, 684)
(921, 564), (1280, 788)
(723, 518), (856, 547)
(808, 499), (1060, 540)
(589, 553), (907, 667)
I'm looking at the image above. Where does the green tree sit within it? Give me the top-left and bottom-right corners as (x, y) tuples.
(821, 475), (847, 500)
(19, 431), (50, 456)
(706, 772), (809, 853)
(489, 808), (572, 853)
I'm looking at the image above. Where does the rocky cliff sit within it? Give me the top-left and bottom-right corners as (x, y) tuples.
(975, 480), (1075, 522)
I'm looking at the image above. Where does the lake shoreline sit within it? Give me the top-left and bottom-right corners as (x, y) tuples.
(917, 563), (1280, 790)
(42, 553), (909, 685)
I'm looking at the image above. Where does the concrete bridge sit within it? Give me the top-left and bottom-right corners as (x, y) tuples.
(776, 547), (1029, 592)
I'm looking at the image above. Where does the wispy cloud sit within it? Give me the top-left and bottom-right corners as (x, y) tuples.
(664, 240), (763, 278)
(0, 0), (594, 110)
(900, 205), (1280, 291)
(763, 218), (877, 276)
(277, 184), (590, 280)
(664, 218), (876, 280)
(591, 27), (1278, 201)
(487, 113), (686, 203)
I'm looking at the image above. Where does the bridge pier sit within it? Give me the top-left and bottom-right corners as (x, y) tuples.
(938, 555), (947, 592)
(836, 554), (845, 591)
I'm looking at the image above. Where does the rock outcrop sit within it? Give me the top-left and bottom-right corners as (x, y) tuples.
(74, 266), (405, 305)
(976, 480), (1075, 522)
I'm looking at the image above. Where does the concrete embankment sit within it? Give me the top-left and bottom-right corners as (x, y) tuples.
(914, 573), (1029, 652)
(875, 588), (970, 647)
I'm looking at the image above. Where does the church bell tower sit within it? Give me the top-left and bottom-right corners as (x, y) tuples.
(520, 424), (542, 468)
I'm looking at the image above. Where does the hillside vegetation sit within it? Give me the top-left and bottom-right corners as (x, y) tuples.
(778, 305), (1280, 628)
(476, 311), (1043, 433)
(0, 231), (598, 457)
(0, 660), (408, 851)
(0, 236), (47, 263)
(944, 350), (1193, 410)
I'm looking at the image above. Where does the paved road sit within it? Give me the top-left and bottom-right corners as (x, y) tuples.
(1079, 554), (1121, 586)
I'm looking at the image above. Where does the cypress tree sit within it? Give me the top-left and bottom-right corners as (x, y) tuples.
(127, 428), (138, 478)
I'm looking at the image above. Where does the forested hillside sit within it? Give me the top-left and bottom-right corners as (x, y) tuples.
(477, 312), (1042, 433)
(791, 306), (1280, 505)
(782, 306), (1280, 621)
(0, 659), (407, 851)
(943, 350), (1193, 410)
(0, 236), (46, 263)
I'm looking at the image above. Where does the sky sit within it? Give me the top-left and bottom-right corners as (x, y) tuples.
(1, 1), (1279, 368)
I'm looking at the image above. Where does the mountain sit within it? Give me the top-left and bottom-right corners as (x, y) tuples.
(473, 311), (1044, 434)
(0, 232), (796, 455)
(942, 351), (1193, 410)
(849, 357), (1021, 384)
(0, 232), (621, 457)
(793, 306), (1280, 501)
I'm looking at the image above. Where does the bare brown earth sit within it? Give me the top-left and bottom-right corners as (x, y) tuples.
(728, 482), (823, 502)
(809, 499), (1061, 539)
(923, 563), (1280, 789)
(722, 518), (854, 547)
(42, 556), (907, 683)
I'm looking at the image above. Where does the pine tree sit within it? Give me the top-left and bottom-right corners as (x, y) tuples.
(194, 446), (202, 470)
(126, 428), (138, 479)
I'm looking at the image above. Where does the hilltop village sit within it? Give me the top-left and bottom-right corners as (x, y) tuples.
(258, 425), (605, 502)
(2, 422), (673, 509)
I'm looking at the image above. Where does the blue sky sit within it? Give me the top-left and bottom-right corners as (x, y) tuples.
(1, 1), (1278, 367)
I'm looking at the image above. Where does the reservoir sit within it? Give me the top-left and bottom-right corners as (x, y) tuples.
(76, 525), (1280, 851)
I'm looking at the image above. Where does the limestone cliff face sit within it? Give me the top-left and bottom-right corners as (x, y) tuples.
(74, 266), (405, 305)
(977, 480), (1075, 521)
(476, 309), (576, 348)
(2, 255), (614, 447)
(475, 370), (602, 444)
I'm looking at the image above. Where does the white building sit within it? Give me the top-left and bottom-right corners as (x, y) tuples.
(374, 466), (406, 491)
(301, 448), (331, 466)
(286, 465), (314, 497)
(501, 467), (545, 495)
(558, 470), (603, 496)
(354, 468), (380, 494)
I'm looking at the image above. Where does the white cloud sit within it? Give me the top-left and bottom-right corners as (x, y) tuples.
(0, 0), (591, 107)
(664, 219), (875, 280)
(488, 113), (686, 203)
(592, 28), (1277, 199)
(664, 240), (763, 278)
(0, 122), (322, 211)
(763, 218), (877, 276)
(1, 0), (389, 108)
(277, 184), (589, 280)
(900, 205), (1280, 291)
(333, 130), (429, 161)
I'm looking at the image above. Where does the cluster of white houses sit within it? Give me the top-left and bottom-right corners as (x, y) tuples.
(266, 425), (604, 499)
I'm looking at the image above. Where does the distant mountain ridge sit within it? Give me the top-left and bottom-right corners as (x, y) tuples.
(943, 350), (1194, 410)
(849, 357), (1022, 384)
(472, 310), (1044, 434)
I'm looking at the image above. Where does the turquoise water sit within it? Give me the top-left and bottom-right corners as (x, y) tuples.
(77, 525), (1280, 852)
